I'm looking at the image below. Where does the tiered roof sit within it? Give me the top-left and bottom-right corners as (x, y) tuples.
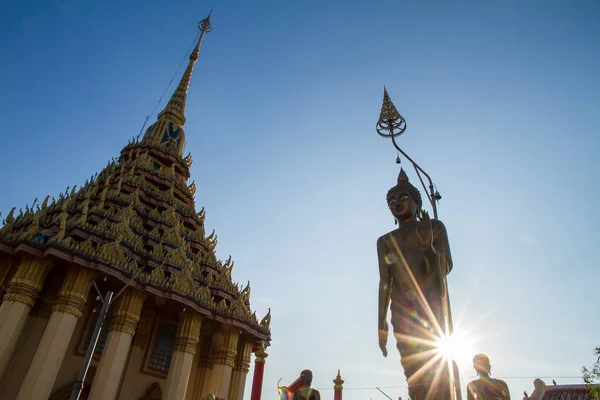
(524, 379), (595, 400)
(0, 13), (271, 342)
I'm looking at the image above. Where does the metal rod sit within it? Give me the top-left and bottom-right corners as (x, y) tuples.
(387, 121), (458, 398)
(92, 280), (103, 302)
(113, 265), (146, 302)
(390, 131), (438, 219)
(69, 290), (113, 400)
(376, 387), (393, 400)
(445, 291), (462, 400)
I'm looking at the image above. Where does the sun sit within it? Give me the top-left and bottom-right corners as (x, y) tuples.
(435, 329), (475, 371)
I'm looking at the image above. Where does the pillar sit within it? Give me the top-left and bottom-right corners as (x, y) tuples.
(88, 289), (146, 400)
(0, 256), (15, 294)
(0, 256), (51, 379)
(205, 328), (240, 398)
(228, 337), (253, 400)
(192, 335), (213, 400)
(333, 370), (344, 400)
(250, 342), (268, 400)
(16, 267), (94, 400)
(165, 311), (203, 400)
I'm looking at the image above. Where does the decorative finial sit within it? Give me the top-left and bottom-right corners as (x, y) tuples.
(149, 13), (213, 140)
(376, 87), (406, 138)
(198, 11), (213, 34)
(333, 369), (344, 388)
(397, 168), (409, 184)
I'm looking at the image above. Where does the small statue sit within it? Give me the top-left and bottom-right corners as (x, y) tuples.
(467, 354), (511, 400)
(292, 370), (321, 400)
(377, 169), (453, 400)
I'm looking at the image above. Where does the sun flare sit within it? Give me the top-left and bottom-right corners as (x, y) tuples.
(435, 330), (474, 370)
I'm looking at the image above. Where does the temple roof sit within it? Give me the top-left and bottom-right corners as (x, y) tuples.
(0, 13), (270, 342)
(524, 379), (595, 400)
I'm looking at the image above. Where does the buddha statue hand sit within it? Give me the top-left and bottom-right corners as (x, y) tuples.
(416, 210), (434, 251)
(378, 320), (389, 357)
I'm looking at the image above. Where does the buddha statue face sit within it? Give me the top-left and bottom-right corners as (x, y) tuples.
(386, 169), (422, 223)
(388, 189), (419, 222)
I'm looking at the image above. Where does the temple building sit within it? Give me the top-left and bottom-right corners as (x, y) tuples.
(523, 379), (596, 400)
(0, 13), (271, 400)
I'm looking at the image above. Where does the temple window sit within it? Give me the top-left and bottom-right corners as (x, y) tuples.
(144, 318), (177, 376)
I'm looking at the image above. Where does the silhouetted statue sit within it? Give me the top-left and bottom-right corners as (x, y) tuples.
(467, 354), (511, 399)
(377, 169), (453, 400)
(292, 370), (321, 400)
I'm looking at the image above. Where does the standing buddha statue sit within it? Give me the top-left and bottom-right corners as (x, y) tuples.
(376, 168), (453, 400)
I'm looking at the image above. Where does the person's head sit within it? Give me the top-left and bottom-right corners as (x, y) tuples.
(473, 354), (491, 376)
(387, 169), (422, 223)
(299, 370), (313, 387)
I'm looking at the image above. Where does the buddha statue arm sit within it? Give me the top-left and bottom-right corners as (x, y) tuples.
(418, 213), (452, 287)
(432, 219), (452, 275)
(377, 235), (392, 357)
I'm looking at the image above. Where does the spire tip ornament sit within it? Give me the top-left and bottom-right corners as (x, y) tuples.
(377, 87), (406, 138)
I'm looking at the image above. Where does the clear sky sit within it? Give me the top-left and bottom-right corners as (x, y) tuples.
(1, 1), (599, 399)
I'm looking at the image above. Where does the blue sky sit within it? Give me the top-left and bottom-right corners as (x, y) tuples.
(1, 1), (600, 399)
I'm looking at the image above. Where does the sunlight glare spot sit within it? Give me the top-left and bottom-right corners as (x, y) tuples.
(435, 331), (474, 371)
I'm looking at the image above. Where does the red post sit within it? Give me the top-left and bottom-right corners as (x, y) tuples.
(333, 370), (344, 400)
(250, 343), (268, 400)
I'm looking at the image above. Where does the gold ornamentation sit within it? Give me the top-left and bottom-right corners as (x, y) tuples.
(233, 337), (253, 373)
(77, 238), (96, 257)
(110, 289), (147, 336)
(168, 268), (195, 296)
(259, 308), (271, 331)
(5, 207), (16, 224)
(223, 256), (234, 276)
(152, 243), (165, 260)
(213, 329), (240, 367)
(183, 153), (193, 168)
(195, 285), (213, 306)
(4, 256), (52, 307)
(333, 369), (344, 389)
(205, 230), (217, 252)
(149, 263), (168, 286)
(188, 181), (196, 196)
(53, 267), (95, 318)
(173, 311), (202, 354)
(240, 281), (251, 303)
(197, 207), (206, 224)
(254, 341), (268, 363)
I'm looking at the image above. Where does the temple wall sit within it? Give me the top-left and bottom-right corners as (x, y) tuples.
(117, 345), (167, 399)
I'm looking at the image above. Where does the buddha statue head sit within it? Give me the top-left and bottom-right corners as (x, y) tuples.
(386, 168), (422, 223)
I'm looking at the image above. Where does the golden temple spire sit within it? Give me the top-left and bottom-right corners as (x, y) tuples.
(141, 13), (212, 156)
(157, 12), (213, 126)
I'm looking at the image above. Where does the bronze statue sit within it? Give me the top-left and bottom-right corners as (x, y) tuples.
(467, 354), (511, 400)
(377, 168), (453, 400)
(292, 370), (321, 400)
